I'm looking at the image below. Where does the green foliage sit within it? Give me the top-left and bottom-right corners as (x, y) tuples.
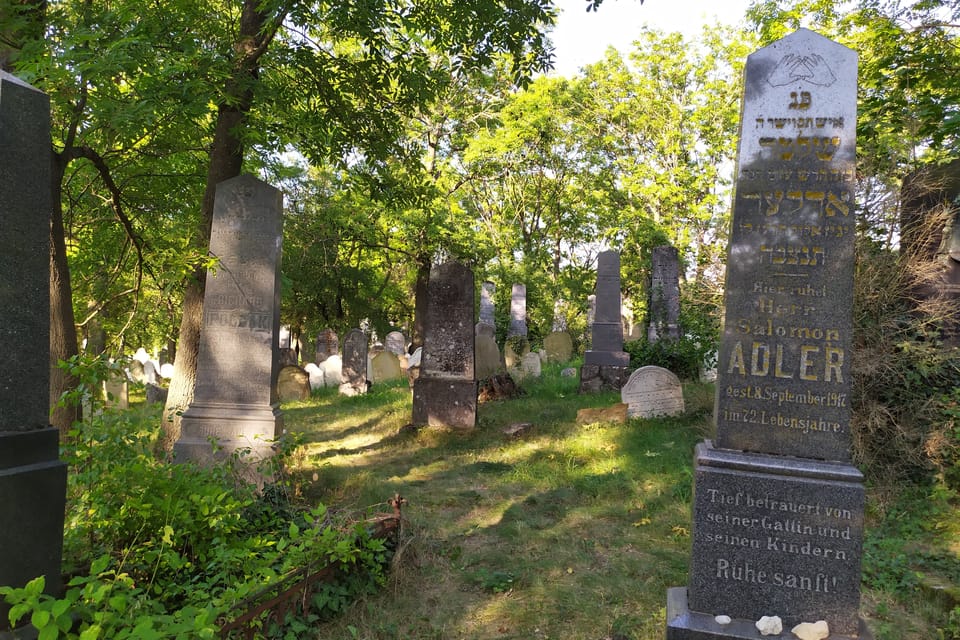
(2, 359), (391, 637)
(625, 336), (710, 382)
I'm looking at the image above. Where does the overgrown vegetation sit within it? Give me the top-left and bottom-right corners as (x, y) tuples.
(1, 357), (392, 639)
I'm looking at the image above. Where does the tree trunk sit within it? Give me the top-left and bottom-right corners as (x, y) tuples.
(49, 156), (79, 436)
(411, 255), (432, 352)
(160, 0), (278, 451)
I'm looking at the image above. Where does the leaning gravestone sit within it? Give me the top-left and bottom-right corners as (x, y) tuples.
(667, 30), (870, 640)
(276, 366), (311, 402)
(175, 175), (284, 468)
(0, 73), (67, 625)
(620, 366), (684, 419)
(412, 262), (478, 428)
(580, 251), (631, 393)
(339, 329), (369, 396)
(647, 245), (681, 343)
(508, 283), (528, 337)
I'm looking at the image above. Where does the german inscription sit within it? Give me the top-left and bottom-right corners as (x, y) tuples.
(715, 29), (857, 462)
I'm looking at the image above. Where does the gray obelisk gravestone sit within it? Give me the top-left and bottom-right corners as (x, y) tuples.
(479, 281), (496, 328)
(648, 245), (681, 343)
(0, 73), (67, 625)
(579, 251), (630, 393)
(175, 175), (284, 467)
(507, 283), (527, 338)
(667, 30), (871, 640)
(339, 329), (369, 396)
(413, 262), (478, 429)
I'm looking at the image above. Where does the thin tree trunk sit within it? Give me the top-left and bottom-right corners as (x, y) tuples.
(49, 156), (79, 436)
(160, 0), (279, 451)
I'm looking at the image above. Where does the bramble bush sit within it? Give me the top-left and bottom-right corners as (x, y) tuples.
(0, 355), (390, 639)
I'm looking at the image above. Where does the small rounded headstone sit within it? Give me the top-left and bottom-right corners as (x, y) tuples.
(159, 363), (175, 379)
(277, 366), (311, 402)
(620, 366), (684, 419)
(303, 362), (325, 390)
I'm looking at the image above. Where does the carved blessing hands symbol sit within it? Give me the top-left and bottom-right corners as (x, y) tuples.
(767, 53), (836, 87)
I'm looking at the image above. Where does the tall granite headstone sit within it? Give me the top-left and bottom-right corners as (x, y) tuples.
(412, 262), (478, 429)
(315, 328), (338, 364)
(667, 30), (870, 640)
(507, 283), (527, 338)
(479, 281), (496, 328)
(339, 329), (369, 396)
(175, 175), (284, 467)
(580, 251), (630, 393)
(648, 245), (681, 343)
(0, 72), (67, 626)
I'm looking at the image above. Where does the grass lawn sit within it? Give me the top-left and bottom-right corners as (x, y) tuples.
(277, 365), (959, 640)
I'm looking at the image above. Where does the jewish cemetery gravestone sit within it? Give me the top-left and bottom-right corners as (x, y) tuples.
(279, 325), (292, 349)
(520, 352), (542, 378)
(303, 362), (325, 390)
(543, 331), (574, 364)
(175, 175), (284, 468)
(315, 328), (338, 364)
(580, 251), (631, 393)
(620, 366), (684, 419)
(371, 351), (403, 383)
(412, 262), (478, 428)
(277, 366), (311, 402)
(508, 283), (528, 337)
(339, 329), (369, 396)
(479, 280), (496, 328)
(648, 246), (681, 342)
(666, 30), (870, 640)
(385, 331), (406, 356)
(475, 334), (502, 380)
(320, 354), (342, 387)
(475, 322), (495, 339)
(0, 73), (68, 624)
(552, 298), (568, 332)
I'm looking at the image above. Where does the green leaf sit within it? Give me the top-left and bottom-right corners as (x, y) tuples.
(31, 609), (51, 629)
(38, 623), (59, 640)
(24, 576), (45, 596)
(79, 624), (102, 640)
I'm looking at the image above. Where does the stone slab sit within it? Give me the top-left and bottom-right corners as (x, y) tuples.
(714, 29), (857, 462)
(175, 402), (283, 464)
(479, 281), (496, 326)
(648, 245), (681, 342)
(665, 587), (873, 640)
(421, 262), (476, 379)
(0, 429), (67, 624)
(475, 334), (501, 380)
(621, 366), (685, 418)
(277, 366), (310, 401)
(543, 331), (574, 364)
(340, 328), (368, 395)
(687, 441), (865, 635)
(508, 283), (527, 337)
(371, 351), (403, 383)
(578, 364), (631, 393)
(583, 348), (629, 367)
(412, 377), (478, 429)
(0, 73), (51, 432)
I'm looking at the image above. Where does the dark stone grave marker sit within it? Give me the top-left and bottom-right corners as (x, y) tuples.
(508, 283), (527, 337)
(580, 251), (630, 392)
(339, 329), (369, 396)
(412, 262), (478, 428)
(315, 328), (338, 364)
(667, 29), (871, 640)
(648, 245), (681, 343)
(0, 73), (68, 625)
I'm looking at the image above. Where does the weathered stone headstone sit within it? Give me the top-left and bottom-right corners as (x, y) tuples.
(667, 30), (869, 640)
(303, 362), (325, 390)
(371, 351), (403, 383)
(520, 352), (542, 378)
(0, 74), (67, 624)
(103, 376), (129, 410)
(479, 281), (496, 328)
(339, 329), (369, 396)
(543, 331), (574, 364)
(620, 366), (684, 419)
(412, 262), (478, 428)
(175, 175), (284, 469)
(276, 366), (311, 402)
(315, 328), (338, 364)
(580, 251), (630, 393)
(319, 354), (342, 387)
(504, 337), (530, 369)
(278, 325), (292, 349)
(507, 283), (527, 337)
(475, 334), (501, 381)
(648, 246), (682, 343)
(278, 347), (298, 368)
(552, 298), (568, 332)
(384, 331), (406, 356)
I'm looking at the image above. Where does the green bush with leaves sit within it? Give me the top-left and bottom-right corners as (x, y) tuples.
(1, 355), (391, 638)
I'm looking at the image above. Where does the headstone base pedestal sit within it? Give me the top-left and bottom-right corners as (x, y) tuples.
(578, 364), (631, 393)
(666, 587), (873, 640)
(412, 377), (478, 429)
(0, 428), (67, 629)
(175, 403), (283, 483)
